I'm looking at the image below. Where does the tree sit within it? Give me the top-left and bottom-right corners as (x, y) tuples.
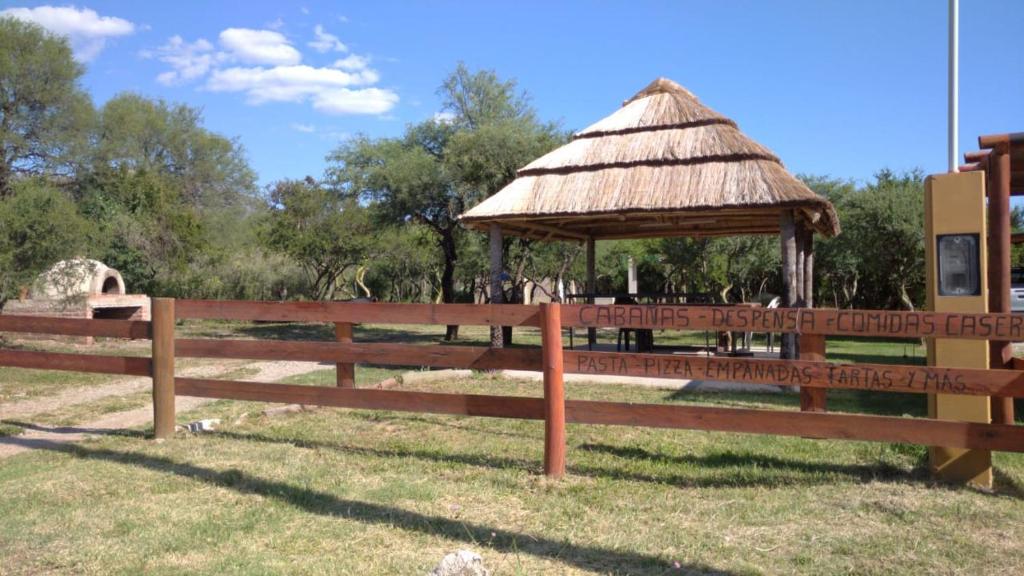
(327, 64), (562, 339)
(260, 178), (373, 301)
(93, 93), (256, 209)
(0, 179), (93, 303)
(0, 17), (94, 196)
(802, 175), (860, 308)
(76, 167), (208, 296)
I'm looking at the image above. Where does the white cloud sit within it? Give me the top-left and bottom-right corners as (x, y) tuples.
(308, 24), (346, 53)
(0, 5), (134, 61)
(332, 54), (369, 71)
(290, 122), (315, 133)
(206, 64), (396, 115)
(147, 22), (395, 116)
(266, 17), (285, 30)
(312, 88), (398, 115)
(337, 15), (349, 24)
(153, 36), (219, 85)
(219, 28), (301, 65)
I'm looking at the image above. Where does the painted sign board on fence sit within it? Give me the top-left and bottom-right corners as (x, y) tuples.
(563, 304), (1024, 340)
(564, 351), (1024, 397)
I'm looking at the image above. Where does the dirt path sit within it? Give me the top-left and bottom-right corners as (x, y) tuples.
(0, 360), (326, 459)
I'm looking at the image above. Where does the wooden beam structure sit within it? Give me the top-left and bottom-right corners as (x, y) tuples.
(976, 134), (1017, 424)
(489, 223), (504, 348)
(779, 211), (798, 359)
(586, 236), (597, 347)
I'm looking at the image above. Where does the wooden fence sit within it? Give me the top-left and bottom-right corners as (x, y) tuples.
(2, 298), (1024, 479)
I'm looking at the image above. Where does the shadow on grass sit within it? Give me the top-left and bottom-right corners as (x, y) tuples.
(201, 428), (1023, 495)
(23, 438), (733, 576)
(578, 442), (925, 484)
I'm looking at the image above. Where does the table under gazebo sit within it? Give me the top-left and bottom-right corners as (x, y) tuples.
(460, 78), (841, 359)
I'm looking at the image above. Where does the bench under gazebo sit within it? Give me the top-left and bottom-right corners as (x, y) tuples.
(460, 78), (840, 358)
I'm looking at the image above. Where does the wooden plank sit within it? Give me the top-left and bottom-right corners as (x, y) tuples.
(151, 298), (175, 439)
(799, 333), (827, 412)
(173, 377), (1024, 453)
(541, 303), (566, 478)
(0, 315), (151, 339)
(564, 400), (1024, 453)
(175, 378), (545, 419)
(563, 351), (1024, 398)
(175, 300), (541, 327)
(334, 322), (354, 388)
(0, 349), (151, 376)
(562, 304), (1024, 340)
(175, 339), (543, 371)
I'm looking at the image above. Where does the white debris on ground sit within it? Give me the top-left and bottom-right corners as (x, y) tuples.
(177, 419), (220, 433)
(429, 550), (490, 576)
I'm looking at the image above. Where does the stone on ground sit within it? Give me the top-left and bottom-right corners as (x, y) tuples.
(429, 550), (490, 576)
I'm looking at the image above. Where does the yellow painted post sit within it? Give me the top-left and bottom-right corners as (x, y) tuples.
(151, 298), (176, 440)
(924, 172), (992, 488)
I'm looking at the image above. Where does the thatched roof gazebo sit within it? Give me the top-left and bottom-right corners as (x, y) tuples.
(461, 78), (840, 356)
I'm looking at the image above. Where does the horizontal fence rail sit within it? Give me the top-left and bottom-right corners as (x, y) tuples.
(175, 299), (542, 327)
(0, 315), (151, 339)
(564, 351), (1024, 397)
(562, 304), (1024, 340)
(176, 300), (1024, 340)
(176, 378), (546, 419)
(172, 376), (1024, 453)
(0, 349), (152, 376)
(175, 339), (543, 371)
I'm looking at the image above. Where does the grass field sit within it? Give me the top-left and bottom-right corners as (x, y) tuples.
(1, 322), (1022, 575)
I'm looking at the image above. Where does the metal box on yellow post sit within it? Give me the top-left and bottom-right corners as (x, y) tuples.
(924, 171), (992, 488)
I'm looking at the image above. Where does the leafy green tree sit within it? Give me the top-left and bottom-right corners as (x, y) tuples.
(0, 179), (93, 302)
(845, 170), (925, 309)
(93, 93), (256, 209)
(260, 178), (373, 300)
(76, 168), (207, 296)
(327, 64), (562, 339)
(0, 17), (94, 196)
(362, 225), (440, 302)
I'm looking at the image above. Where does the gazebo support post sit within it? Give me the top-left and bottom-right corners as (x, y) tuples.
(780, 211), (798, 359)
(796, 224), (806, 307)
(803, 226), (814, 309)
(489, 223), (504, 348)
(986, 142), (1014, 424)
(586, 236), (597, 348)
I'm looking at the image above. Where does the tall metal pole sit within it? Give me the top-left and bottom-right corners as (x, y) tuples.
(948, 0), (959, 173)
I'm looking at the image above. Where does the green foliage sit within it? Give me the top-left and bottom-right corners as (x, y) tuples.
(817, 170), (925, 309)
(76, 168), (208, 296)
(0, 180), (94, 301)
(260, 178), (373, 300)
(0, 17), (95, 196)
(94, 93), (257, 209)
(326, 63), (564, 321)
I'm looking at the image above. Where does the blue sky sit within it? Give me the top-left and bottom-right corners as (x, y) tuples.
(2, 1), (1021, 188)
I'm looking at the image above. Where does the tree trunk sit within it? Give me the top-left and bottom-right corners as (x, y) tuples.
(440, 229), (459, 341)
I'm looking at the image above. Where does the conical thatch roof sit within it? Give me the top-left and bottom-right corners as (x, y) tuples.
(460, 78), (840, 240)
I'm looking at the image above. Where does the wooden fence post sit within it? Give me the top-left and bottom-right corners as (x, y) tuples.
(151, 298), (176, 439)
(540, 302), (566, 478)
(799, 333), (827, 412)
(335, 322), (355, 387)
